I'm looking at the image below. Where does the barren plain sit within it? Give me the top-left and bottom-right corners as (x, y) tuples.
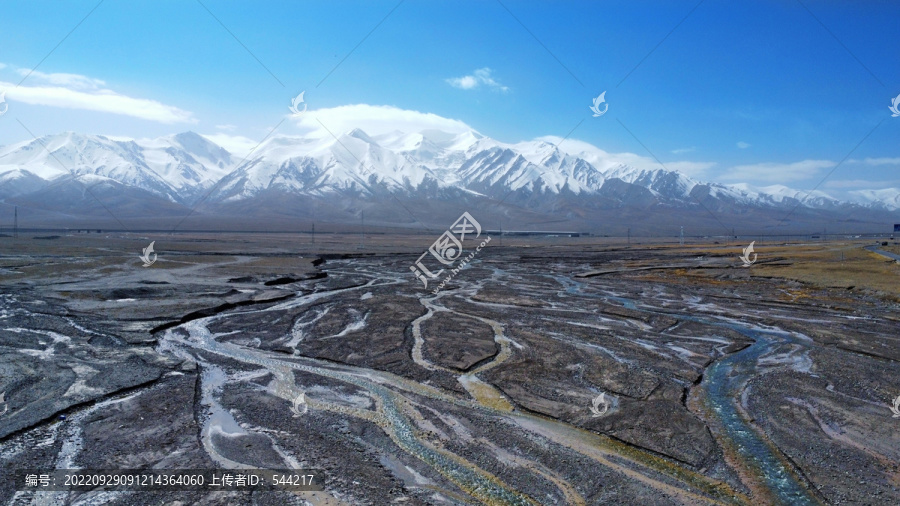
(0, 233), (898, 505)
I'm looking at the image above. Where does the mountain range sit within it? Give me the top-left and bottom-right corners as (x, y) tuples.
(0, 130), (898, 235)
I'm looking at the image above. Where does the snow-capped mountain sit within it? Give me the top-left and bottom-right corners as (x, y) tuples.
(0, 168), (45, 199)
(0, 131), (232, 204)
(209, 128), (445, 202)
(132, 132), (233, 200)
(0, 129), (897, 231)
(846, 188), (900, 211)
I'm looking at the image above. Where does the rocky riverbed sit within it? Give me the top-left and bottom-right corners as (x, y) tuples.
(1, 234), (898, 505)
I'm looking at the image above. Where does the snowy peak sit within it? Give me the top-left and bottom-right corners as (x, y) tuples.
(847, 188), (900, 210)
(0, 167), (46, 198)
(509, 140), (607, 194)
(215, 127), (499, 200)
(0, 132), (175, 198)
(603, 164), (698, 199)
(344, 128), (377, 145)
(1, 128), (898, 218)
(0, 132), (121, 179)
(133, 131), (234, 190)
(163, 131), (232, 169)
(0, 131), (235, 203)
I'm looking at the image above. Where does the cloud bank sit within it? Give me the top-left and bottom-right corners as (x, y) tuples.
(290, 103), (475, 138)
(0, 66), (196, 124)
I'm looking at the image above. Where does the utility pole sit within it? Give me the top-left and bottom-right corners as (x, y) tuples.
(311, 222), (315, 245)
(499, 219), (503, 247)
(627, 227), (631, 245)
(679, 226), (684, 246)
(13, 206), (18, 239)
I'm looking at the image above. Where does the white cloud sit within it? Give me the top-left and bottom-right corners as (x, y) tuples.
(824, 178), (900, 190)
(736, 141), (750, 149)
(216, 124), (238, 132)
(720, 159), (832, 183)
(289, 104), (475, 138)
(857, 157), (900, 166)
(449, 75), (478, 89)
(446, 68), (509, 92)
(0, 67), (196, 124)
(0, 80), (196, 124)
(537, 136), (716, 178)
(201, 133), (259, 155)
(16, 69), (105, 90)
(671, 147), (695, 154)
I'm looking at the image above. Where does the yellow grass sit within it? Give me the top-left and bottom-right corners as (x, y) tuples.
(751, 242), (900, 300)
(658, 241), (900, 301)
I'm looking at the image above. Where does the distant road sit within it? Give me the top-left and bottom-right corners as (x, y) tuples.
(864, 244), (900, 261)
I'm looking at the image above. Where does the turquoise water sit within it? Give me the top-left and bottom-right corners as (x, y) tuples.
(564, 279), (817, 504)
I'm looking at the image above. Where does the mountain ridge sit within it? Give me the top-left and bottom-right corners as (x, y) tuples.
(0, 130), (897, 233)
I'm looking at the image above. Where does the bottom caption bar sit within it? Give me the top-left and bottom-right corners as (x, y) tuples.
(14, 469), (323, 492)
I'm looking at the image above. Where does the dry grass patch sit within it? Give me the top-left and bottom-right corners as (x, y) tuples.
(752, 243), (900, 299)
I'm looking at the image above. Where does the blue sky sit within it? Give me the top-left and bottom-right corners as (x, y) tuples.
(1, 0), (899, 195)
